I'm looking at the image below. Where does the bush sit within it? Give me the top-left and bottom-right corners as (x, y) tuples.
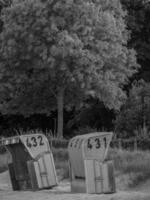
(0, 146), (7, 154)
(52, 148), (69, 162)
(50, 139), (69, 149)
(52, 148), (69, 180)
(137, 138), (150, 150)
(73, 126), (98, 136)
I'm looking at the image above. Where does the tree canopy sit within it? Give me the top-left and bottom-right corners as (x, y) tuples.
(0, 0), (138, 137)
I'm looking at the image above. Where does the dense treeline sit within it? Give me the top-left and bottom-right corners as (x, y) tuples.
(0, 0), (149, 138)
(115, 0), (150, 138)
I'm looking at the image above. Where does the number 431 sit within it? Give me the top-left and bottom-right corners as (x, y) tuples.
(87, 137), (107, 149)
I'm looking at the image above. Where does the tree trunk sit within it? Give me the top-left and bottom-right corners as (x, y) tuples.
(57, 88), (64, 138)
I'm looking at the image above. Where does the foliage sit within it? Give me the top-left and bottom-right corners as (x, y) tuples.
(115, 80), (150, 137)
(121, 0), (150, 81)
(0, 0), (138, 137)
(67, 98), (115, 132)
(52, 148), (68, 162)
(72, 126), (98, 136)
(113, 0), (150, 138)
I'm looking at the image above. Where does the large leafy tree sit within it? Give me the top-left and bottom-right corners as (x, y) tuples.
(0, 0), (138, 138)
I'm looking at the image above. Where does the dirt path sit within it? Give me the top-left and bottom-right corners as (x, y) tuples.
(0, 171), (150, 200)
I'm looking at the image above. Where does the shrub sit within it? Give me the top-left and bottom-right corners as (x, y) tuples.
(52, 148), (69, 162)
(52, 148), (69, 180)
(50, 139), (69, 149)
(73, 126), (99, 136)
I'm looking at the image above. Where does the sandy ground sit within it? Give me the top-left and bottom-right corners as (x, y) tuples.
(0, 171), (150, 200)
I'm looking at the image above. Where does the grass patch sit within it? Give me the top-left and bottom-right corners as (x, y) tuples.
(108, 148), (150, 187)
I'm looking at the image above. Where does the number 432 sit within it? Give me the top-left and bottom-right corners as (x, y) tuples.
(26, 136), (44, 148)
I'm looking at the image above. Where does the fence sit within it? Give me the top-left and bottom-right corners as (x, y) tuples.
(1, 134), (150, 153)
(111, 138), (138, 151)
(112, 138), (150, 151)
(47, 137), (150, 151)
(47, 136), (69, 150)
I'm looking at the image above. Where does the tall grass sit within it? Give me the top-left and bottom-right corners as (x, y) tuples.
(108, 148), (150, 187)
(108, 148), (150, 173)
(53, 147), (150, 186)
(1, 146), (150, 187)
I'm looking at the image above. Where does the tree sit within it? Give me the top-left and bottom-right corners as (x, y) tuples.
(115, 80), (150, 138)
(0, 0), (138, 138)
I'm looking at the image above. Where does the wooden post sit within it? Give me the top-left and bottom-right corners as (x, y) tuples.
(57, 88), (64, 138)
(134, 138), (137, 151)
(118, 139), (122, 150)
